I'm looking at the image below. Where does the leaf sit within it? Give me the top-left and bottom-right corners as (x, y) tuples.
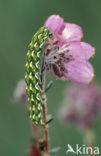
(50, 147), (61, 155)
(45, 80), (53, 92)
(46, 114), (54, 124)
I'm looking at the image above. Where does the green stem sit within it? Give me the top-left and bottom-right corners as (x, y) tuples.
(84, 128), (96, 156)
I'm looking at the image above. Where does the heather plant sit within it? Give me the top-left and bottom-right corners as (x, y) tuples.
(14, 15), (95, 156)
(59, 84), (101, 156)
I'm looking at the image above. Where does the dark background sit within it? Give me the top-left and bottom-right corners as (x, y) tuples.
(0, 0), (101, 155)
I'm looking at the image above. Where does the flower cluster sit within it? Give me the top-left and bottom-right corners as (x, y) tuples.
(44, 15), (95, 84)
(60, 84), (101, 129)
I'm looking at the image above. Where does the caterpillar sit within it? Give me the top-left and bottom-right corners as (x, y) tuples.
(25, 27), (52, 126)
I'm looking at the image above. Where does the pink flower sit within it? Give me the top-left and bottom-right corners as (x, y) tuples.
(13, 79), (27, 104)
(60, 84), (101, 130)
(44, 15), (95, 84)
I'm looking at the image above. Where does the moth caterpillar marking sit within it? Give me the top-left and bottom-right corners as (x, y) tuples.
(25, 27), (52, 125)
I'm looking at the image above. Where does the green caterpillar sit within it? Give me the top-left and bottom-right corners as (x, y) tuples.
(25, 27), (52, 125)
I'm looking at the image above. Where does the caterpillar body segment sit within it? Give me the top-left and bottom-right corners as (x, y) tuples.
(25, 27), (52, 125)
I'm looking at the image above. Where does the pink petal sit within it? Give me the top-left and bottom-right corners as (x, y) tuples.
(44, 15), (65, 36)
(61, 23), (83, 42)
(64, 61), (94, 84)
(65, 41), (95, 60)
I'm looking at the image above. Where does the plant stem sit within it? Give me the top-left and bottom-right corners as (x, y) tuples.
(84, 128), (96, 156)
(41, 61), (49, 156)
(42, 102), (49, 155)
(32, 123), (40, 140)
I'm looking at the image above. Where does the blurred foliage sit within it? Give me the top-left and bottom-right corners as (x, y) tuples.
(0, 0), (101, 156)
